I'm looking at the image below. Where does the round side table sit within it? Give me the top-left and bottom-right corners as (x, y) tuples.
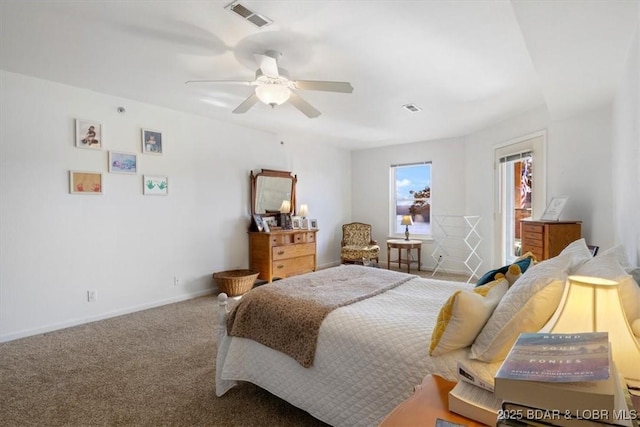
(387, 239), (422, 273)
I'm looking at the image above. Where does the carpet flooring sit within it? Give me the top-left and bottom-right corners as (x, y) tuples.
(0, 268), (466, 426)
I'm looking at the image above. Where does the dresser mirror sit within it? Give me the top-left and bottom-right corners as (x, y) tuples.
(251, 169), (297, 216)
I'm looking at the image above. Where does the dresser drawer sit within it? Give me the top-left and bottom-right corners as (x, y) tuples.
(272, 255), (315, 277)
(272, 242), (315, 260)
(522, 231), (543, 244)
(522, 223), (543, 234)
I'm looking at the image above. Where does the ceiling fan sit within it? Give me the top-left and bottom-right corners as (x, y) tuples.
(186, 50), (354, 118)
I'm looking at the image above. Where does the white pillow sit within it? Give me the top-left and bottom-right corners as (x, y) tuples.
(559, 238), (593, 273)
(470, 253), (571, 362)
(600, 244), (631, 268)
(573, 251), (640, 322)
(429, 279), (508, 356)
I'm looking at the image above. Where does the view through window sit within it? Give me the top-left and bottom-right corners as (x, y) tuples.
(391, 162), (432, 237)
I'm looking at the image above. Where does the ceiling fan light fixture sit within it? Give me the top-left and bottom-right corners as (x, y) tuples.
(255, 85), (291, 107)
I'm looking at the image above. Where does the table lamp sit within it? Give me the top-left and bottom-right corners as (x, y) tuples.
(279, 200), (291, 213)
(542, 275), (640, 385)
(299, 204), (309, 219)
(401, 215), (413, 241)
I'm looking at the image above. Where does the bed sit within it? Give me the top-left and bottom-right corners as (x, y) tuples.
(215, 264), (504, 426)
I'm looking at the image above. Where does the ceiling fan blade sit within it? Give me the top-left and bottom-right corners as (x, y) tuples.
(185, 80), (254, 86)
(233, 93), (259, 114)
(254, 52), (280, 78)
(294, 80), (354, 93)
(288, 92), (321, 118)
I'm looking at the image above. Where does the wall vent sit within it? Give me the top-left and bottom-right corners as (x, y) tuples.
(225, 1), (272, 28)
(402, 103), (422, 113)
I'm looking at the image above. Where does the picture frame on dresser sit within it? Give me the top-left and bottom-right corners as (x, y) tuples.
(252, 214), (264, 232)
(291, 216), (302, 229)
(540, 196), (569, 221)
(309, 219), (318, 230)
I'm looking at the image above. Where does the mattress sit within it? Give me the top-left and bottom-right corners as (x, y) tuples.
(216, 268), (503, 427)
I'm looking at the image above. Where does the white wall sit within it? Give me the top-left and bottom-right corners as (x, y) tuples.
(612, 5), (640, 266)
(0, 71), (351, 341)
(352, 102), (618, 273)
(350, 136), (467, 270)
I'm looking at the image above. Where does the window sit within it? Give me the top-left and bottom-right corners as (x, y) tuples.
(390, 162), (432, 237)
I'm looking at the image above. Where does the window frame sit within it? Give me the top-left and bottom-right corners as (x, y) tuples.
(389, 162), (432, 239)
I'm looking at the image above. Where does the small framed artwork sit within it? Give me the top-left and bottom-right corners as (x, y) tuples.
(301, 218), (310, 230)
(262, 218), (271, 233)
(291, 216), (302, 229)
(142, 129), (163, 155)
(75, 119), (102, 149)
(252, 214), (264, 232)
(309, 219), (318, 230)
(540, 196), (569, 221)
(69, 171), (103, 194)
(143, 175), (168, 196)
(264, 216), (277, 230)
(108, 151), (137, 174)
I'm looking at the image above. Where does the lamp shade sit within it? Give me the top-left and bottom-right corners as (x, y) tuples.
(255, 85), (291, 107)
(542, 275), (640, 384)
(279, 200), (291, 213)
(299, 204), (309, 218)
(401, 215), (413, 226)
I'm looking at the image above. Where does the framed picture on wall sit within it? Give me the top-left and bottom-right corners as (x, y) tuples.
(108, 151), (137, 174)
(75, 119), (102, 149)
(141, 129), (163, 155)
(143, 175), (168, 195)
(69, 171), (103, 194)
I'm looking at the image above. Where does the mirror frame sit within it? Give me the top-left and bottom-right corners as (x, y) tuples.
(250, 169), (297, 216)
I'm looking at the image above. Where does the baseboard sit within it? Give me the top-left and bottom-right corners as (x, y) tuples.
(0, 289), (214, 343)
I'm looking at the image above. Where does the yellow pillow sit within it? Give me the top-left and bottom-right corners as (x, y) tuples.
(429, 278), (508, 356)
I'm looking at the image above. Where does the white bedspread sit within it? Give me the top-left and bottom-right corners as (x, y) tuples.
(216, 268), (503, 427)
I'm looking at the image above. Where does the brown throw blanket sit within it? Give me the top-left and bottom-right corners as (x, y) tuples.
(226, 265), (415, 367)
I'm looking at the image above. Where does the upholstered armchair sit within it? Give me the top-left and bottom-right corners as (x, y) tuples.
(341, 222), (380, 264)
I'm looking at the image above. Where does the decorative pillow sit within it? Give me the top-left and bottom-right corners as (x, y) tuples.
(476, 254), (534, 287)
(429, 279), (508, 356)
(470, 253), (572, 362)
(573, 251), (640, 323)
(558, 238), (593, 273)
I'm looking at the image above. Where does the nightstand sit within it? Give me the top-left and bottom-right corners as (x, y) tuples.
(379, 375), (485, 427)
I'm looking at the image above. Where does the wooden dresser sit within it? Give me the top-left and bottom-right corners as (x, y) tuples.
(520, 220), (582, 261)
(249, 229), (318, 282)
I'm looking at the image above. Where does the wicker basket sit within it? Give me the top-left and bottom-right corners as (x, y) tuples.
(213, 269), (260, 296)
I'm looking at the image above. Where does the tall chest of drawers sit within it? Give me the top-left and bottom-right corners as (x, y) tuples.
(520, 220), (582, 261)
(249, 229), (318, 282)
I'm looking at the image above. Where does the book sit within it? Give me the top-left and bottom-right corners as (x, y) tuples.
(500, 367), (637, 427)
(457, 360), (495, 393)
(496, 332), (611, 382)
(495, 332), (616, 415)
(448, 380), (503, 426)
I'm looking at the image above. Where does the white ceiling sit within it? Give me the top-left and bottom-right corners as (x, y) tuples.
(1, 1), (637, 150)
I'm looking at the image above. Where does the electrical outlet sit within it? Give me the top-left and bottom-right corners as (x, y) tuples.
(173, 276), (181, 286)
(87, 290), (97, 302)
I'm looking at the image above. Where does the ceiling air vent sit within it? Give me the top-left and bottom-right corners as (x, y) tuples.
(402, 103), (422, 113)
(225, 1), (273, 28)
